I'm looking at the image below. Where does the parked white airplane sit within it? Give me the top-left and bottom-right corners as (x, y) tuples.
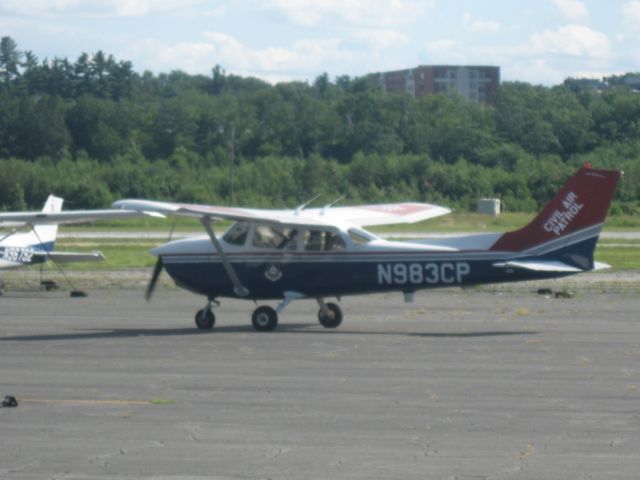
(114, 164), (621, 332)
(0, 194), (141, 292)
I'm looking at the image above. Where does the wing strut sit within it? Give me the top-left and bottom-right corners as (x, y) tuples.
(29, 224), (80, 294)
(0, 228), (17, 243)
(200, 216), (249, 297)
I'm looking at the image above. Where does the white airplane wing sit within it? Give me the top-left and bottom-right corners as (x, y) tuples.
(301, 203), (452, 227)
(112, 199), (450, 228)
(0, 209), (143, 226)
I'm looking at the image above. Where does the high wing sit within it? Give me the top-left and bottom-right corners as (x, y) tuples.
(0, 208), (143, 227)
(302, 203), (451, 226)
(111, 199), (451, 228)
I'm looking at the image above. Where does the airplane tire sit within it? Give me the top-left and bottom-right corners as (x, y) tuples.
(195, 309), (215, 330)
(318, 302), (343, 328)
(252, 306), (278, 332)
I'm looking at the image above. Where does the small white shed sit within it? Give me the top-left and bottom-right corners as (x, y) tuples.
(477, 198), (501, 216)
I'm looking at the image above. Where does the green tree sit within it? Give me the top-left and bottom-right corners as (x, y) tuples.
(13, 96), (71, 159)
(0, 36), (21, 84)
(494, 82), (561, 155)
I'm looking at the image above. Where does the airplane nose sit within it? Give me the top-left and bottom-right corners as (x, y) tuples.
(150, 244), (169, 256)
(150, 240), (184, 256)
(150, 237), (213, 256)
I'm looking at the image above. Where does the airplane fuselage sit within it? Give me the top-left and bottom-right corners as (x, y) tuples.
(0, 241), (51, 270)
(155, 232), (590, 300)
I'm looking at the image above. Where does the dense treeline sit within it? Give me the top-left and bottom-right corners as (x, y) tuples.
(1, 36), (638, 213)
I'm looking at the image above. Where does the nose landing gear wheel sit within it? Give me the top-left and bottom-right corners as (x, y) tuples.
(318, 302), (343, 328)
(252, 306), (278, 332)
(195, 308), (215, 329)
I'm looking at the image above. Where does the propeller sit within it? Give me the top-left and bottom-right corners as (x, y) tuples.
(145, 221), (175, 302)
(145, 256), (164, 301)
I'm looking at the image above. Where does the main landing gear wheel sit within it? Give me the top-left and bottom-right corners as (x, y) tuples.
(252, 306), (278, 332)
(318, 302), (343, 329)
(195, 308), (215, 330)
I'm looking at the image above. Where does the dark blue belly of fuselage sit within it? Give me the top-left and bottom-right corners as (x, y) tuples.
(161, 254), (572, 300)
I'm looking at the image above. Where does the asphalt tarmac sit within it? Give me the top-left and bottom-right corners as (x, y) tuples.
(1, 287), (639, 479)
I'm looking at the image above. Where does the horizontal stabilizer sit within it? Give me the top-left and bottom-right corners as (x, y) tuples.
(492, 260), (583, 273)
(34, 251), (106, 263)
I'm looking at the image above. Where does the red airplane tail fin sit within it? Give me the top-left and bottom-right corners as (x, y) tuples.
(490, 165), (621, 254)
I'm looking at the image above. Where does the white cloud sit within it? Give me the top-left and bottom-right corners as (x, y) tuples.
(423, 24), (612, 85)
(572, 69), (623, 80)
(0, 0), (200, 17)
(463, 13), (502, 33)
(203, 5), (226, 17)
(528, 25), (610, 58)
(0, 0), (81, 15)
(623, 1), (640, 30)
(507, 59), (566, 85)
(350, 28), (409, 50)
(424, 39), (468, 64)
(128, 33), (355, 81)
(260, 0), (429, 28)
(551, 0), (589, 23)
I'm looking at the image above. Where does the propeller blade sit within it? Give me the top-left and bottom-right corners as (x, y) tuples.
(145, 257), (163, 302)
(167, 220), (177, 242)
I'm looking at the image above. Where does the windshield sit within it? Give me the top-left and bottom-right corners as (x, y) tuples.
(222, 222), (249, 246)
(348, 228), (377, 244)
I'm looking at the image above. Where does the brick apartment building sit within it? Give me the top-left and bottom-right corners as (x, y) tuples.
(370, 65), (500, 103)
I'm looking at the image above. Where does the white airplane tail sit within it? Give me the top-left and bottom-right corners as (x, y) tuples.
(31, 195), (64, 251)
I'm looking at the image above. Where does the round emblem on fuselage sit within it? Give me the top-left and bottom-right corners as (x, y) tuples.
(264, 264), (283, 282)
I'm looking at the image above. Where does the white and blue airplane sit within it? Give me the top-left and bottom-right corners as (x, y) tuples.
(0, 194), (141, 292)
(114, 164), (621, 332)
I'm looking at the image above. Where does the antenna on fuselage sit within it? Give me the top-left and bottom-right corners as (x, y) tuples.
(320, 195), (346, 216)
(294, 194), (321, 215)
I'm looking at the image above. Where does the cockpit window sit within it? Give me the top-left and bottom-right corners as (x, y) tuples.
(348, 228), (376, 244)
(304, 230), (346, 251)
(253, 224), (298, 249)
(304, 230), (324, 251)
(324, 231), (346, 251)
(281, 229), (299, 250)
(223, 222), (249, 246)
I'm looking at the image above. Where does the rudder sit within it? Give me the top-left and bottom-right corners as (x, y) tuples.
(490, 165), (621, 255)
(32, 195), (64, 251)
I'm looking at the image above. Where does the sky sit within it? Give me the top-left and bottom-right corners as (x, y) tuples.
(1, 0), (639, 86)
